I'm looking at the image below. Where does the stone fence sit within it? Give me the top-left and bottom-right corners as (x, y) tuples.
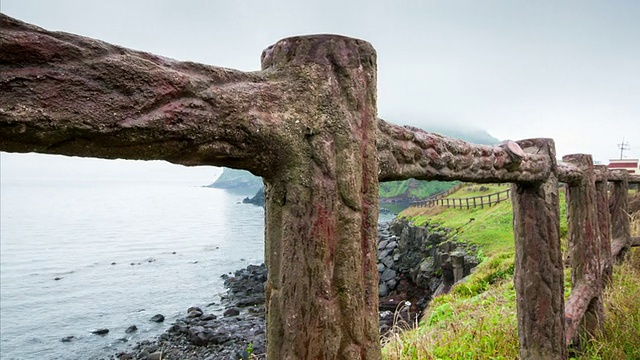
(1, 14), (640, 359)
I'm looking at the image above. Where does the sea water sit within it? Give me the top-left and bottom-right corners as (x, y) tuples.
(0, 153), (264, 359)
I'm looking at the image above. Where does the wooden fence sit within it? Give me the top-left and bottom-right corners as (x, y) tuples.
(412, 188), (510, 209)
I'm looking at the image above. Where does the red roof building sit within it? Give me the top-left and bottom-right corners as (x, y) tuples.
(607, 159), (639, 174)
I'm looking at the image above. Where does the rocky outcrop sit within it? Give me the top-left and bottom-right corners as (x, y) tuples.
(207, 168), (263, 192)
(242, 187), (265, 207)
(376, 219), (479, 324)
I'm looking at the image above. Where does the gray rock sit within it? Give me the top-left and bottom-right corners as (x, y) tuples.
(143, 345), (159, 354)
(381, 255), (394, 268)
(187, 306), (202, 314)
(378, 239), (389, 250)
(92, 328), (109, 335)
(150, 314), (165, 323)
(378, 283), (389, 297)
(200, 313), (217, 321)
(378, 248), (393, 260)
(420, 258), (435, 273)
(386, 278), (397, 290)
(125, 325), (138, 333)
(377, 263), (385, 273)
(223, 307), (240, 317)
(385, 240), (397, 249)
(188, 326), (207, 345)
(148, 352), (162, 360)
(380, 268), (396, 282)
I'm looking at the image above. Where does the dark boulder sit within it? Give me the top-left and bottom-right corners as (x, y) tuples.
(60, 335), (74, 342)
(92, 328), (109, 335)
(125, 325), (138, 333)
(149, 314), (165, 323)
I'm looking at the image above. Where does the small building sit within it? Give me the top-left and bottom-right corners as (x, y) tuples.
(607, 159), (639, 175)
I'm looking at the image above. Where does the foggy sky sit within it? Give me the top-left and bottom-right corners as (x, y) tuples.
(2, 0), (639, 165)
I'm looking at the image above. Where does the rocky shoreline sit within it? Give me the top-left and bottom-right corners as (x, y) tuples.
(113, 264), (267, 360)
(111, 220), (478, 360)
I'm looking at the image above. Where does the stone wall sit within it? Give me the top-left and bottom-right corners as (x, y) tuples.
(377, 219), (479, 314)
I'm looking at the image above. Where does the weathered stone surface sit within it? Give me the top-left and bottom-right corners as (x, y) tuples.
(594, 165), (612, 285)
(259, 34), (381, 360)
(610, 171), (631, 260)
(511, 139), (566, 360)
(563, 154), (603, 345)
(377, 121), (551, 183)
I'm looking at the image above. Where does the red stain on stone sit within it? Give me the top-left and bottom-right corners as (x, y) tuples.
(311, 205), (336, 266)
(357, 70), (372, 278)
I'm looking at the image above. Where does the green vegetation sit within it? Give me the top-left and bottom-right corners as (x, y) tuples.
(384, 184), (639, 359)
(400, 184), (516, 255)
(379, 179), (457, 199)
(447, 184), (507, 199)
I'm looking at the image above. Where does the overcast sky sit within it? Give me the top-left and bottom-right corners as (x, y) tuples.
(1, 0), (639, 172)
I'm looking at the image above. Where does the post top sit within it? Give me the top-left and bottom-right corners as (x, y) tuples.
(261, 34), (376, 70)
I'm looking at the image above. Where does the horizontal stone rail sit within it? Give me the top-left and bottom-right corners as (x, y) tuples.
(558, 162), (640, 184)
(377, 123), (552, 183)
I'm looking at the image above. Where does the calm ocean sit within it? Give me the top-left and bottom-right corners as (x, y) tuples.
(0, 153), (265, 359)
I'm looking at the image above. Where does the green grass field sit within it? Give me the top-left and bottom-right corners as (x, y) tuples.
(383, 184), (640, 360)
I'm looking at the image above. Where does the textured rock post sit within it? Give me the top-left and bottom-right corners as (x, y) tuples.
(511, 139), (566, 360)
(562, 154), (603, 346)
(260, 36), (381, 360)
(594, 165), (612, 284)
(610, 171), (630, 260)
(0, 15), (380, 359)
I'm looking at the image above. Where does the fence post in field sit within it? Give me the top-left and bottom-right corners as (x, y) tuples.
(610, 171), (630, 261)
(511, 139), (566, 360)
(562, 154), (604, 346)
(594, 165), (613, 285)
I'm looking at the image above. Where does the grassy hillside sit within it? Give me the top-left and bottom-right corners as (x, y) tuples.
(384, 184), (640, 359)
(399, 184), (524, 255)
(379, 179), (457, 200)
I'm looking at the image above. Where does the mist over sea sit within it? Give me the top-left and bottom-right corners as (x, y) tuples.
(0, 153), (265, 359)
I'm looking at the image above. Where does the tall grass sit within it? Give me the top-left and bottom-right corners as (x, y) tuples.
(383, 185), (639, 359)
(382, 250), (640, 360)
